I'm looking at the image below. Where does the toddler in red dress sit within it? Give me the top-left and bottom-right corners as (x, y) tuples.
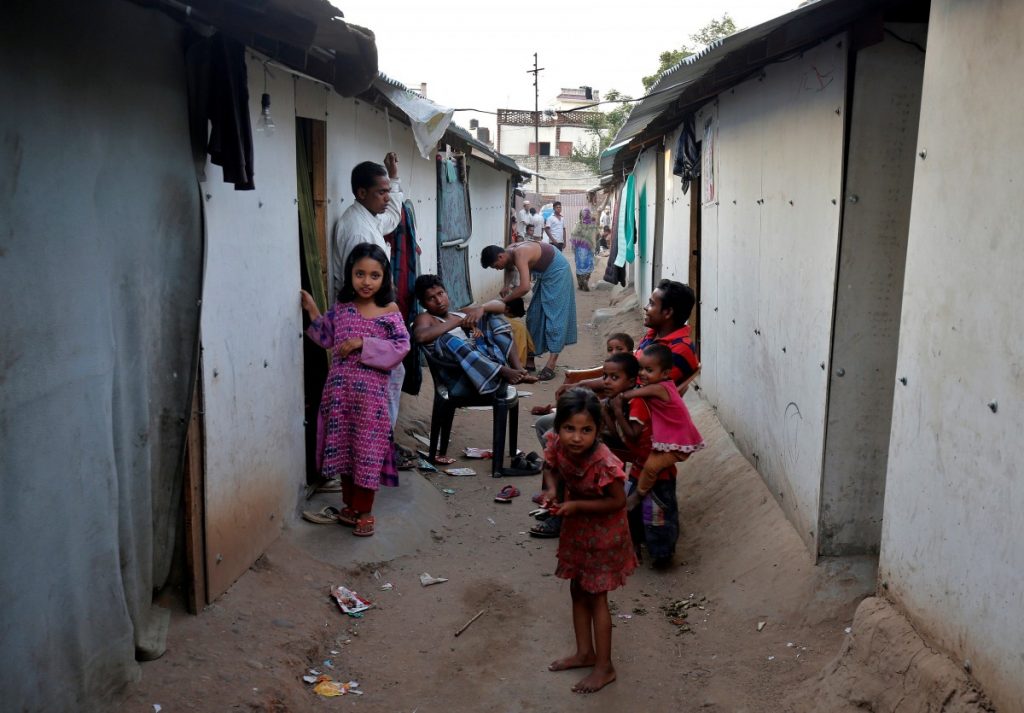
(541, 388), (637, 693)
(619, 343), (705, 510)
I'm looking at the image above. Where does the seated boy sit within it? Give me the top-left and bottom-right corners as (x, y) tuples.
(504, 297), (534, 374)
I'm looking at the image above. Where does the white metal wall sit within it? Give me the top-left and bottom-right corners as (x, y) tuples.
(466, 158), (509, 300)
(200, 52), (304, 598)
(698, 37), (848, 550)
(660, 126), (693, 286)
(819, 27), (925, 556)
(879, 3), (1024, 709)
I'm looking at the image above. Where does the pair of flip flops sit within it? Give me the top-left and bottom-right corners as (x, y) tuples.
(494, 485), (520, 503)
(301, 506), (374, 536)
(498, 452), (542, 477)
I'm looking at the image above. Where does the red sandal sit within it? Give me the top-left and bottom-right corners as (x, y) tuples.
(494, 485), (520, 503)
(336, 507), (358, 527)
(353, 515), (375, 537)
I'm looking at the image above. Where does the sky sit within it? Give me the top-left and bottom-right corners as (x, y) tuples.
(339, 0), (801, 136)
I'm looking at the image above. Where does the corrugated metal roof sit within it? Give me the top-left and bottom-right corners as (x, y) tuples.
(141, 0), (378, 96)
(607, 0), (908, 176)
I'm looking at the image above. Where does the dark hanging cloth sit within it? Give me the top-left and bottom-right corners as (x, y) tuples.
(185, 32), (255, 190)
(602, 185), (627, 286)
(672, 116), (700, 194)
(385, 200), (424, 395)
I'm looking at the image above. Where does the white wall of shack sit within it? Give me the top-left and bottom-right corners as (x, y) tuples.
(466, 158), (510, 300)
(819, 27), (925, 556)
(697, 37), (848, 551)
(659, 125), (693, 287)
(306, 87), (439, 288)
(879, 2), (1024, 708)
(199, 52), (304, 597)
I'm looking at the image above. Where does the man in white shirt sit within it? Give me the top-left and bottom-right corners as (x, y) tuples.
(330, 152), (404, 300)
(531, 208), (546, 243)
(599, 206), (611, 230)
(544, 200), (566, 250)
(516, 199), (533, 238)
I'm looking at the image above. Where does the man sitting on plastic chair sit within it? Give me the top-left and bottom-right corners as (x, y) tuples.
(411, 275), (537, 398)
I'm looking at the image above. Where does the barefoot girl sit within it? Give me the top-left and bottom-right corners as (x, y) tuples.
(300, 243), (410, 537)
(541, 388), (637, 693)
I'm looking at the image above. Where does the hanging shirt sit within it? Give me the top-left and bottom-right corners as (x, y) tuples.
(330, 178), (404, 298)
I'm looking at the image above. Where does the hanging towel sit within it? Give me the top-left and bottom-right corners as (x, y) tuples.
(621, 173), (636, 265)
(603, 186), (627, 286)
(384, 201), (424, 395)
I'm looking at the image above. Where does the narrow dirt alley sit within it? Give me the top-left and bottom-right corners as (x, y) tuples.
(120, 283), (875, 713)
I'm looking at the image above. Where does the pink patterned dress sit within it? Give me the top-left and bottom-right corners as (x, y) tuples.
(545, 433), (637, 593)
(306, 303), (410, 490)
(647, 381), (705, 454)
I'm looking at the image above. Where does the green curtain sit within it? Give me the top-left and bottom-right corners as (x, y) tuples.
(296, 125), (328, 313)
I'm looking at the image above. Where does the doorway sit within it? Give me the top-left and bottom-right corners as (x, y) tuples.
(689, 170), (702, 353)
(296, 117), (329, 486)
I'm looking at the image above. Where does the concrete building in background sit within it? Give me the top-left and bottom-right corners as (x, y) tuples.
(498, 85), (601, 194)
(601, 0), (1024, 709)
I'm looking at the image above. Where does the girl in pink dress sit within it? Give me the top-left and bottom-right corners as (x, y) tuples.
(300, 243), (410, 537)
(541, 388), (636, 694)
(620, 343), (705, 509)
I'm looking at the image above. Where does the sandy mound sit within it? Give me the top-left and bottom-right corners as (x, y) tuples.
(787, 597), (995, 712)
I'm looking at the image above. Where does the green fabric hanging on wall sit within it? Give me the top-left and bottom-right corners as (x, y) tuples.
(624, 172), (636, 264)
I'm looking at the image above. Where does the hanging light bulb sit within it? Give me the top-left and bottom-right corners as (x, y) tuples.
(257, 92), (275, 136)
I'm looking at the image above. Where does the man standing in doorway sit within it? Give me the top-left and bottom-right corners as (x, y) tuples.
(329, 151), (405, 431)
(544, 200), (566, 251)
(330, 152), (404, 300)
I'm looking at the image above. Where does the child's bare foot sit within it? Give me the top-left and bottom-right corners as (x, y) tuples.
(548, 652), (595, 671)
(572, 663), (616, 693)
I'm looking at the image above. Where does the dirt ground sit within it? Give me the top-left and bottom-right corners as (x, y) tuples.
(118, 277), (884, 713)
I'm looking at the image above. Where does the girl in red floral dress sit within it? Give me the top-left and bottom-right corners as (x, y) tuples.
(541, 388), (637, 693)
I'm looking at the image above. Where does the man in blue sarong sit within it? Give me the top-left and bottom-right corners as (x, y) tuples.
(412, 275), (536, 395)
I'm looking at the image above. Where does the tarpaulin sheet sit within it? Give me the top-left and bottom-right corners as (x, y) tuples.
(0, 2), (202, 709)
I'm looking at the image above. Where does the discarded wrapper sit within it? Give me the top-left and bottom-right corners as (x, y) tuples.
(463, 447), (492, 459)
(445, 467), (477, 476)
(419, 572), (448, 587)
(416, 458), (438, 472)
(330, 585), (373, 616)
(311, 675), (362, 697)
(441, 488), (456, 495)
(757, 621), (766, 632)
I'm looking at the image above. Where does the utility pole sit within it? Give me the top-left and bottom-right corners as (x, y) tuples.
(527, 53), (544, 194)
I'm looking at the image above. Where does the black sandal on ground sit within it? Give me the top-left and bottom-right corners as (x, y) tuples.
(529, 518), (561, 538)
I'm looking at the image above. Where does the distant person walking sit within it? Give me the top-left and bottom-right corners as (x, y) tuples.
(545, 200), (567, 251)
(570, 208), (598, 290)
(517, 199), (534, 239)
